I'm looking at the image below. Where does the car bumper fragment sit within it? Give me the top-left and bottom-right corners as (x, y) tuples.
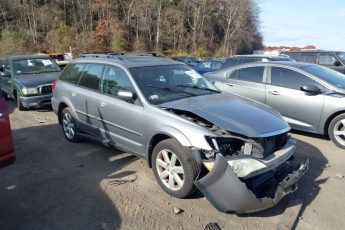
(20, 94), (52, 108)
(194, 154), (309, 213)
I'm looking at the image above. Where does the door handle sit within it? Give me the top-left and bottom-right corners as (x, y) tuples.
(226, 83), (235, 87)
(269, 90), (280, 95)
(71, 92), (77, 97)
(100, 102), (107, 107)
(0, 112), (3, 118)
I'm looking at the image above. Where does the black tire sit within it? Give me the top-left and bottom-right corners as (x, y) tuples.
(151, 138), (201, 198)
(16, 91), (26, 111)
(329, 114), (345, 149)
(61, 107), (79, 143)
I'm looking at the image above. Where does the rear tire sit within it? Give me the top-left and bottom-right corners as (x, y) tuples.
(61, 107), (78, 143)
(151, 138), (200, 198)
(328, 114), (345, 149)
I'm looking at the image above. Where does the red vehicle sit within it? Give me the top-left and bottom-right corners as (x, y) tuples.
(0, 89), (15, 168)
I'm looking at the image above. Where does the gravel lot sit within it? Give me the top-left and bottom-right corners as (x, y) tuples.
(1, 100), (345, 230)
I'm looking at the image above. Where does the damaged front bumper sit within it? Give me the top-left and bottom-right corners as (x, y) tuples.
(194, 154), (309, 213)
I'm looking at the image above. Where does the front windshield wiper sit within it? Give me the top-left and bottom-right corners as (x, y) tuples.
(148, 85), (196, 96)
(176, 84), (221, 93)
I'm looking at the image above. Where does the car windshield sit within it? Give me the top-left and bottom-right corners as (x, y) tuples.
(13, 58), (60, 74)
(303, 65), (345, 89)
(130, 64), (220, 105)
(336, 52), (345, 63)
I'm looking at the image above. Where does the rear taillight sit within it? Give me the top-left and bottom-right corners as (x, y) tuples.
(52, 80), (57, 91)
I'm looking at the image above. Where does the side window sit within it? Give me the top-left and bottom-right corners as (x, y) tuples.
(212, 62), (222, 70)
(5, 60), (11, 71)
(200, 62), (212, 68)
(223, 58), (238, 68)
(59, 63), (84, 84)
(78, 64), (104, 91)
(299, 53), (317, 63)
(271, 67), (317, 90)
(319, 54), (337, 66)
(101, 66), (133, 98)
(235, 66), (264, 83)
(285, 53), (299, 60)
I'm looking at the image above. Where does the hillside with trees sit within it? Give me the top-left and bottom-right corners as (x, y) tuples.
(0, 0), (263, 57)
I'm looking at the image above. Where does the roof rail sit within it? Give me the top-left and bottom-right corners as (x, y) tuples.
(78, 52), (164, 59)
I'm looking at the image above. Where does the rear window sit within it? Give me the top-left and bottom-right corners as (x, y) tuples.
(230, 66), (264, 83)
(59, 63), (84, 84)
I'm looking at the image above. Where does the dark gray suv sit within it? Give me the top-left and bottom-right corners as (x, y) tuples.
(0, 55), (61, 110)
(51, 55), (308, 213)
(281, 51), (345, 74)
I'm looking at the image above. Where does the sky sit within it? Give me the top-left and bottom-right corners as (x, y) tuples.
(257, 0), (345, 50)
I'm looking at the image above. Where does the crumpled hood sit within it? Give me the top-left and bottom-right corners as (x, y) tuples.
(15, 72), (60, 87)
(160, 93), (289, 137)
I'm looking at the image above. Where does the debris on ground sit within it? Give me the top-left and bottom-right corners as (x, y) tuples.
(323, 164), (331, 169)
(173, 206), (184, 214)
(204, 223), (221, 230)
(108, 174), (137, 186)
(334, 173), (344, 180)
(35, 117), (46, 123)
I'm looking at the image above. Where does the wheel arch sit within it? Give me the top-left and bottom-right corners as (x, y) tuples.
(146, 127), (192, 168)
(323, 110), (345, 136)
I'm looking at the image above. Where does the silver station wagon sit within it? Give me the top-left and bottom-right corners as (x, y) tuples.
(51, 54), (308, 213)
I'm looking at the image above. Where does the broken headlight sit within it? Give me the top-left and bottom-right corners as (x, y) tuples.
(205, 136), (245, 156)
(227, 158), (266, 178)
(202, 158), (267, 178)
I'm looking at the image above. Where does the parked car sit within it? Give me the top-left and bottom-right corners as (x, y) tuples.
(193, 59), (224, 75)
(0, 55), (61, 110)
(281, 50), (345, 74)
(52, 54), (308, 213)
(48, 53), (72, 69)
(0, 89), (15, 168)
(204, 62), (345, 149)
(172, 56), (201, 67)
(221, 55), (295, 69)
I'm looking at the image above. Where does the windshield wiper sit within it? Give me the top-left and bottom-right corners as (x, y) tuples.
(176, 84), (221, 93)
(148, 85), (196, 96)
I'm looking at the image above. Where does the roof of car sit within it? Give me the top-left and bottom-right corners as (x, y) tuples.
(223, 61), (314, 70)
(73, 55), (182, 68)
(282, 50), (342, 53)
(227, 55), (290, 59)
(9, 54), (51, 60)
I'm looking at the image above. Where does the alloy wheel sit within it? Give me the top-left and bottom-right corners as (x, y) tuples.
(62, 112), (75, 140)
(156, 149), (185, 191)
(334, 119), (345, 147)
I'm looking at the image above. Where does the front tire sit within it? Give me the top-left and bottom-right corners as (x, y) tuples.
(329, 114), (345, 149)
(16, 91), (26, 111)
(152, 138), (201, 198)
(61, 107), (78, 143)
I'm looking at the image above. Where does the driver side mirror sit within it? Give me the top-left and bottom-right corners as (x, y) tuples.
(118, 91), (136, 102)
(334, 60), (341, 66)
(300, 85), (321, 94)
(1, 70), (11, 78)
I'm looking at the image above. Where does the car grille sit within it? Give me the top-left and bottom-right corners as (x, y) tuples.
(39, 85), (52, 94)
(252, 132), (288, 158)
